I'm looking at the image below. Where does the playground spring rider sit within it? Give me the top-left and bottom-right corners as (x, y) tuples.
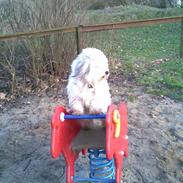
(51, 103), (128, 183)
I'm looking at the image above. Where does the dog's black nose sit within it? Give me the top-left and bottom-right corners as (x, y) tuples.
(105, 71), (109, 75)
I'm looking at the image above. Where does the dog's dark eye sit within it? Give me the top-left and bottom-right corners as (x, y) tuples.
(105, 71), (109, 75)
(88, 84), (93, 88)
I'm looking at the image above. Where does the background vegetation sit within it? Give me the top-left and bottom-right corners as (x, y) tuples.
(0, 0), (85, 94)
(0, 0), (183, 101)
(84, 0), (182, 9)
(83, 4), (183, 101)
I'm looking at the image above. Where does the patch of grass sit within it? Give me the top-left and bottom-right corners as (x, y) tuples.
(113, 22), (181, 61)
(84, 5), (183, 24)
(138, 58), (183, 101)
(85, 22), (181, 60)
(128, 95), (137, 102)
(115, 23), (183, 101)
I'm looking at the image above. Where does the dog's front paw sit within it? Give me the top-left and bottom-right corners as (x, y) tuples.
(69, 102), (84, 114)
(89, 106), (107, 114)
(89, 109), (101, 114)
(72, 110), (84, 115)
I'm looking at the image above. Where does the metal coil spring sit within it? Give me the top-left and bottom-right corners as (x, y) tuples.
(73, 149), (115, 182)
(88, 149), (115, 182)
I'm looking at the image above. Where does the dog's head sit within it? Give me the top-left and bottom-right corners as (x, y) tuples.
(70, 48), (109, 88)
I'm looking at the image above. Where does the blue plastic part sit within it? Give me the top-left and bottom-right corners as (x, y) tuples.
(64, 114), (106, 120)
(73, 149), (115, 183)
(73, 176), (115, 182)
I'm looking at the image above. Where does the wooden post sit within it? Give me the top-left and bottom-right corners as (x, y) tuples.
(180, 17), (183, 58)
(76, 25), (83, 55)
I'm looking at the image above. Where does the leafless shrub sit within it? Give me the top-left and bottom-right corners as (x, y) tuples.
(0, 42), (16, 93)
(0, 0), (85, 94)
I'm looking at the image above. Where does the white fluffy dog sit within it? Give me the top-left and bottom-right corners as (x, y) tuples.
(66, 48), (111, 129)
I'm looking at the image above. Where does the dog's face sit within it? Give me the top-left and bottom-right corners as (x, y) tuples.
(86, 60), (109, 89)
(67, 48), (111, 117)
(72, 48), (110, 88)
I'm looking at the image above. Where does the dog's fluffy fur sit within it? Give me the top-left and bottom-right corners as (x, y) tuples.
(66, 48), (111, 129)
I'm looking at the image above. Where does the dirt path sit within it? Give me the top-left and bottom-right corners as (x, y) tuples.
(0, 83), (182, 183)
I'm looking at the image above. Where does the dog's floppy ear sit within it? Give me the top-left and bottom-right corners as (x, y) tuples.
(71, 58), (90, 78)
